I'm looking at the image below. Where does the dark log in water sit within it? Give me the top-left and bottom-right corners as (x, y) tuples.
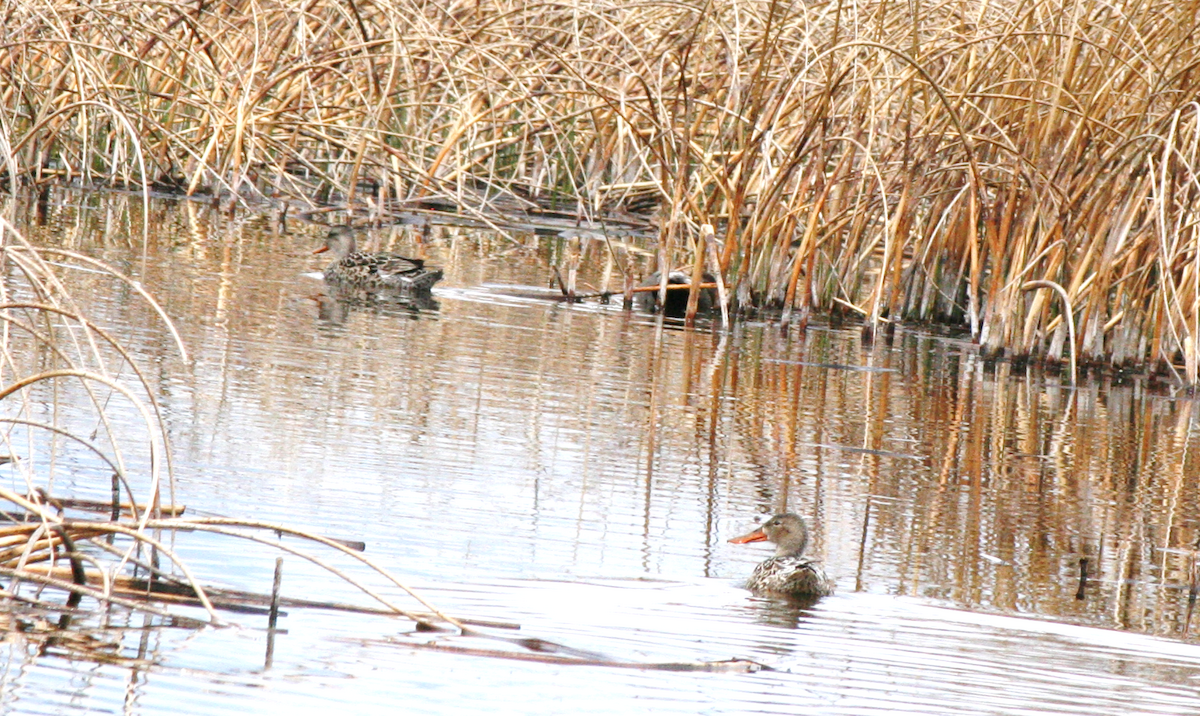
(633, 271), (718, 317)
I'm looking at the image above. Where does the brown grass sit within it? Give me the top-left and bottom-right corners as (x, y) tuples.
(2, 0), (1198, 378)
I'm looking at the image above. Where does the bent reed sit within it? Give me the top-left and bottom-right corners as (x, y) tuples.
(2, 0), (1198, 379)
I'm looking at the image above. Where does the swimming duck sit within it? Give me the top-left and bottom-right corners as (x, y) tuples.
(313, 226), (443, 292)
(729, 513), (834, 597)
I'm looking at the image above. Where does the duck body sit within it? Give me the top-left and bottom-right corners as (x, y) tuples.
(743, 554), (834, 596)
(729, 513), (834, 598)
(315, 227), (443, 292)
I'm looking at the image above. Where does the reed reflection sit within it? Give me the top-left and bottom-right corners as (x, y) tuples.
(14, 191), (1200, 643)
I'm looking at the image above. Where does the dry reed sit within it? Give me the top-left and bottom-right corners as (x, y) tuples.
(1, 0), (1198, 377)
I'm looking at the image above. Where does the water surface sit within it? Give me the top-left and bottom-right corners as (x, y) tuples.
(2, 190), (1199, 714)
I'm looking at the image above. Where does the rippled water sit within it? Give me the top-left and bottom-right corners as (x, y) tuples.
(3, 190), (1200, 714)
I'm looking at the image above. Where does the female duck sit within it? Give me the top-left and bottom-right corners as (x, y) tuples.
(314, 226), (443, 292)
(729, 513), (834, 598)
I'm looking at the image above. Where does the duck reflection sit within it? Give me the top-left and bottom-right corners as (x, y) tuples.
(746, 594), (824, 629)
(313, 285), (440, 326)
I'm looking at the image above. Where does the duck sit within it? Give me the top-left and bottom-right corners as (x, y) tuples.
(729, 513), (834, 598)
(313, 226), (443, 292)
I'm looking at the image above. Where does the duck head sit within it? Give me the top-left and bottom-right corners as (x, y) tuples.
(313, 226), (357, 260)
(729, 512), (810, 558)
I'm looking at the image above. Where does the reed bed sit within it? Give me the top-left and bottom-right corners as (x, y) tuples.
(2, 0), (1198, 377)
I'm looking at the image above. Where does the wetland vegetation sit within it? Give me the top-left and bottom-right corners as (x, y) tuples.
(3, 1), (1200, 710)
(3, 0), (1199, 377)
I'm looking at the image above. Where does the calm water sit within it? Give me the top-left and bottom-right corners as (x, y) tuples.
(2, 190), (1200, 714)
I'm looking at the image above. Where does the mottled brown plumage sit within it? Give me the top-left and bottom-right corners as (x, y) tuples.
(729, 513), (834, 598)
(314, 226), (443, 292)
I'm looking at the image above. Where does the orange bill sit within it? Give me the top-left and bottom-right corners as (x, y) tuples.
(313, 246), (330, 255)
(729, 527), (768, 544)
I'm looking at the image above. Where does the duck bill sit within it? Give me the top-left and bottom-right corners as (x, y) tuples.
(312, 246), (330, 255)
(729, 528), (768, 544)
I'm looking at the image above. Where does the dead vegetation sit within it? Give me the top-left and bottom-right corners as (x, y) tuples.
(1, 0), (1198, 376)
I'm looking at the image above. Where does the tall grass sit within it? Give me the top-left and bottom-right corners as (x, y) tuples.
(2, 0), (1198, 378)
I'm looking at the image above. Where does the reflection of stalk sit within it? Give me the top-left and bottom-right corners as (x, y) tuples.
(1187, 554), (1198, 636)
(855, 497), (871, 592)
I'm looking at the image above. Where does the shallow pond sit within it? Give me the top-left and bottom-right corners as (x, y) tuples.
(3, 190), (1200, 714)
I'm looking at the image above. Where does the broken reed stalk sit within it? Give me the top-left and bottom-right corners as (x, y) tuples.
(0, 505), (478, 630)
(266, 557), (284, 666)
(16, 562), (521, 629)
(0, 566), (205, 625)
(158, 518), (465, 629)
(269, 557), (284, 632)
